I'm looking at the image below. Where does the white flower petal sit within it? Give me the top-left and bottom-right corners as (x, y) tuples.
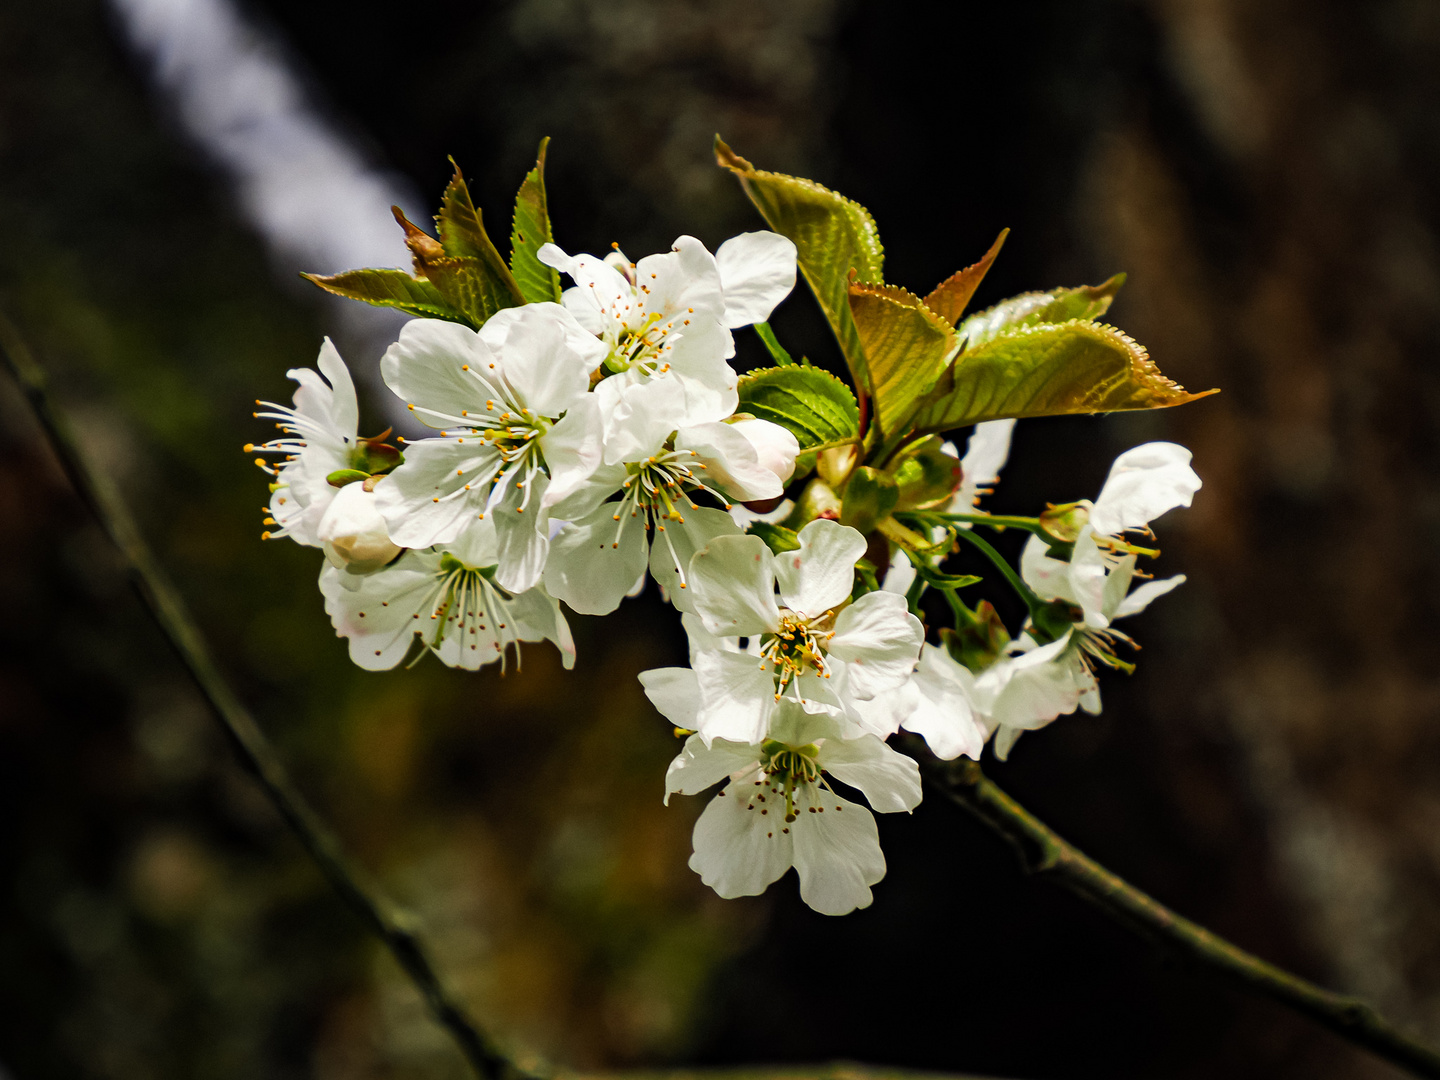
(675, 421), (783, 503)
(664, 734), (761, 802)
(903, 644), (986, 761)
(730, 417), (800, 486)
(539, 393), (605, 511)
(637, 235), (726, 322)
(648, 506), (739, 615)
(310, 337), (359, 438)
(476, 303), (603, 417)
(381, 319), (495, 427)
(1090, 442), (1201, 536)
(688, 778), (795, 899)
(689, 534), (780, 636)
(715, 231), (798, 328)
(791, 785), (885, 916)
(820, 735), (922, 813)
(489, 474), (551, 593)
(640, 667), (704, 731)
(693, 648), (776, 745)
(374, 438), (496, 549)
(827, 591), (925, 699)
(320, 553), (437, 670)
(775, 519), (867, 617)
(950, 418), (1016, 514)
(1113, 573), (1186, 619)
(543, 502), (651, 616)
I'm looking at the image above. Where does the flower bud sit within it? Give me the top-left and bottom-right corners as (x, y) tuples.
(729, 417), (799, 485)
(318, 482), (402, 574)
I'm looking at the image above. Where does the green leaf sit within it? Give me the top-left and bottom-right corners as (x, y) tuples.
(913, 319), (1217, 435)
(839, 466), (899, 535)
(735, 365), (860, 451)
(923, 228), (1008, 327)
(958, 274), (1126, 347)
(509, 137), (562, 304)
(301, 269), (466, 322)
(746, 521), (801, 554)
(753, 321), (795, 366)
(847, 282), (958, 440)
(716, 137), (883, 390)
(389, 164), (526, 327)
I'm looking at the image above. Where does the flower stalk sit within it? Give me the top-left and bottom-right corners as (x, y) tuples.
(923, 749), (1440, 1080)
(0, 314), (525, 1080)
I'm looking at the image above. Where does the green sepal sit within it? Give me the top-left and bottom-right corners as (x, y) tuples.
(889, 435), (962, 511)
(851, 558), (881, 601)
(913, 319), (1217, 436)
(326, 469), (370, 489)
(509, 137), (562, 304)
(353, 440), (403, 476)
(746, 521), (802, 555)
(716, 137), (883, 390)
(300, 269), (467, 323)
(735, 366), (861, 472)
(957, 274), (1127, 347)
(940, 600), (1012, 671)
(839, 466), (899, 535)
(915, 564), (981, 590)
(753, 322), (795, 366)
(1030, 599), (1083, 645)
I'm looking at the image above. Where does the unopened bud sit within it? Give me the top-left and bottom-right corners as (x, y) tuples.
(318, 482), (402, 574)
(1039, 500), (1092, 543)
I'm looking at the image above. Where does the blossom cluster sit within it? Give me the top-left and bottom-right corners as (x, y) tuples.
(252, 228), (1202, 917)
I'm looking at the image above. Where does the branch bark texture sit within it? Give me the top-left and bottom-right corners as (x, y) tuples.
(927, 755), (1440, 1079)
(0, 316), (525, 1080)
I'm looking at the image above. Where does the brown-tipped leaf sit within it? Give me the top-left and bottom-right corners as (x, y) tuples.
(509, 137), (562, 304)
(913, 319), (1217, 434)
(924, 229), (1008, 327)
(847, 282), (958, 439)
(301, 269), (465, 323)
(394, 199), (523, 327)
(716, 136), (883, 389)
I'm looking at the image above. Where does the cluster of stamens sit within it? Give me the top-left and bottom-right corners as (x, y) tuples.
(758, 612), (835, 702)
(246, 398), (352, 539)
(407, 363), (551, 516)
(608, 448), (733, 587)
(360, 555), (522, 671)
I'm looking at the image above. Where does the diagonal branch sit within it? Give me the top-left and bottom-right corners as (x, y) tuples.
(923, 753), (1440, 1079)
(0, 314), (528, 1080)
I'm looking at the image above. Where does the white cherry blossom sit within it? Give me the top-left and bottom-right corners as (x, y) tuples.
(320, 520), (573, 673)
(249, 339), (360, 547)
(661, 701), (920, 916)
(949, 418), (1017, 518)
(543, 402), (799, 616)
(675, 519), (924, 745)
(373, 305), (607, 593)
(905, 638), (1087, 762)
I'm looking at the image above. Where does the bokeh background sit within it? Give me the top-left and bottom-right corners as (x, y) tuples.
(3, 0), (1440, 1077)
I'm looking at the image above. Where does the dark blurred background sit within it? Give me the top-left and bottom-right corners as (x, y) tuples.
(3, 0), (1440, 1077)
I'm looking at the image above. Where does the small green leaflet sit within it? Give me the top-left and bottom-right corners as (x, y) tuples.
(735, 365), (860, 451)
(509, 137), (562, 304)
(913, 319), (1217, 435)
(716, 137), (883, 391)
(300, 269), (466, 323)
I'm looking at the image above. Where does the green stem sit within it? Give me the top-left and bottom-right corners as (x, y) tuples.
(923, 753), (1440, 1080)
(948, 526), (1042, 614)
(935, 512), (1048, 535)
(0, 315), (525, 1080)
(753, 321), (794, 366)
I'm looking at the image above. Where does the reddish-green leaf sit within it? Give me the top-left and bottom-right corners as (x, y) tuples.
(847, 282), (958, 439)
(923, 228), (1008, 327)
(301, 269), (465, 322)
